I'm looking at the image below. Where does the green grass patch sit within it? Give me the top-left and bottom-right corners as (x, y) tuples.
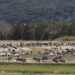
(0, 64), (75, 74)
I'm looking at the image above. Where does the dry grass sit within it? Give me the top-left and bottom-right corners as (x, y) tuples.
(56, 36), (75, 41)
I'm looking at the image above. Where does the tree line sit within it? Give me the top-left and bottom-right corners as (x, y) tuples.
(0, 21), (75, 40)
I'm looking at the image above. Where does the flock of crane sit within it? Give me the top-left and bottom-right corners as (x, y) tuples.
(0, 41), (75, 63)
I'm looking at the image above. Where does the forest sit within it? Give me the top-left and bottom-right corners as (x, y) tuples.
(0, 20), (75, 40)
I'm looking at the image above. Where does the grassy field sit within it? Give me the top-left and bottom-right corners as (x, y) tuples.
(0, 64), (75, 74)
(56, 36), (75, 41)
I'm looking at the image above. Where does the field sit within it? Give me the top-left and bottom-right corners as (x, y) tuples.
(56, 36), (75, 41)
(0, 40), (75, 75)
(0, 64), (75, 74)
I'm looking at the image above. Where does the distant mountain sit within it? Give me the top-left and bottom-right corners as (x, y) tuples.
(0, 0), (75, 23)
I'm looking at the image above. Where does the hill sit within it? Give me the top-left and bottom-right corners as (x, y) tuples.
(0, 0), (75, 22)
